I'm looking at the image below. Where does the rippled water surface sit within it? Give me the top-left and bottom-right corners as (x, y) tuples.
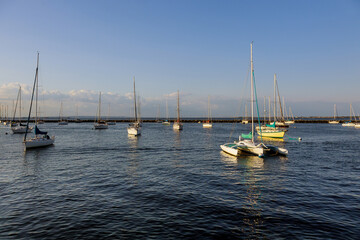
(1, 123), (359, 239)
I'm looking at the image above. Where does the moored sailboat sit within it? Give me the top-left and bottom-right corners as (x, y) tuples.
(220, 42), (288, 157)
(94, 92), (108, 129)
(23, 53), (55, 149)
(173, 90), (183, 130)
(203, 96), (213, 128)
(329, 104), (339, 124)
(162, 98), (170, 125)
(11, 86), (33, 134)
(342, 103), (355, 127)
(127, 77), (141, 135)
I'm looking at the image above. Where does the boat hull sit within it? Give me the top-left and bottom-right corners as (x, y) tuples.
(58, 121), (68, 125)
(342, 122), (355, 127)
(24, 136), (55, 149)
(203, 123), (213, 128)
(256, 130), (285, 138)
(94, 123), (108, 129)
(173, 122), (183, 130)
(127, 126), (141, 136)
(329, 121), (339, 124)
(11, 126), (33, 134)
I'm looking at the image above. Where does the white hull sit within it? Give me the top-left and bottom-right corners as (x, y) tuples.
(162, 121), (170, 125)
(355, 124), (360, 129)
(11, 126), (33, 134)
(127, 126), (141, 136)
(94, 123), (108, 129)
(285, 120), (295, 124)
(329, 120), (339, 124)
(241, 120), (249, 124)
(203, 123), (213, 128)
(24, 136), (55, 149)
(342, 122), (355, 127)
(173, 122), (183, 130)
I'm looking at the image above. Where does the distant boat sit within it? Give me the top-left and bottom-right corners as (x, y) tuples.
(173, 90), (183, 130)
(106, 103), (116, 125)
(11, 86), (33, 134)
(220, 42), (288, 157)
(241, 104), (249, 124)
(58, 101), (68, 125)
(329, 104), (339, 124)
(23, 53), (55, 149)
(127, 77), (141, 136)
(203, 96), (213, 128)
(342, 103), (356, 127)
(270, 74), (290, 128)
(162, 97), (170, 125)
(74, 105), (81, 123)
(94, 92), (108, 129)
(256, 122), (287, 138)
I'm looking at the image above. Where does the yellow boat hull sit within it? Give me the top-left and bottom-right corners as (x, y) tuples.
(257, 130), (285, 138)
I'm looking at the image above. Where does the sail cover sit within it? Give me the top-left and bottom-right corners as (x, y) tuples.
(35, 125), (47, 135)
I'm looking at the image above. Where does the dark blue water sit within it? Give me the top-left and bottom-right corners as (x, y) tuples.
(0, 123), (359, 239)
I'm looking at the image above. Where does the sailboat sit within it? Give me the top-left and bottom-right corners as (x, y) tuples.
(11, 86), (33, 134)
(107, 103), (116, 125)
(342, 103), (356, 127)
(329, 104), (339, 124)
(270, 74), (289, 128)
(23, 53), (55, 149)
(220, 42), (288, 157)
(127, 77), (141, 135)
(162, 97), (170, 125)
(285, 106), (295, 124)
(74, 105), (81, 123)
(94, 92), (108, 129)
(241, 104), (249, 124)
(203, 96), (213, 128)
(173, 90), (183, 130)
(58, 101), (68, 125)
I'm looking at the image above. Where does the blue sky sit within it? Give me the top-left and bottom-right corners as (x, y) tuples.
(0, 0), (359, 118)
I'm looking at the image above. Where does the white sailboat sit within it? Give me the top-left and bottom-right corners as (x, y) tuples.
(241, 104), (249, 124)
(270, 74), (289, 128)
(342, 103), (356, 127)
(94, 92), (108, 129)
(58, 101), (68, 125)
(162, 97), (171, 125)
(203, 96), (213, 128)
(107, 103), (116, 125)
(11, 86), (33, 134)
(329, 104), (339, 124)
(220, 42), (288, 158)
(127, 77), (141, 136)
(23, 53), (55, 149)
(173, 90), (183, 130)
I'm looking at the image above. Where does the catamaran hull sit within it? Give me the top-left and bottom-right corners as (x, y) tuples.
(24, 137), (55, 149)
(221, 143), (264, 157)
(127, 127), (141, 136)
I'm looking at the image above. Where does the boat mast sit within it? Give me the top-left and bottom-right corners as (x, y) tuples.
(177, 90), (180, 123)
(133, 77), (137, 122)
(166, 97), (169, 121)
(273, 74), (276, 122)
(334, 104), (336, 119)
(208, 95), (211, 122)
(268, 96), (271, 122)
(12, 86), (21, 123)
(250, 42), (254, 142)
(19, 86), (22, 123)
(24, 53), (39, 141)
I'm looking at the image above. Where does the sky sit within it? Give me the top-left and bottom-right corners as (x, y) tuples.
(0, 0), (359, 118)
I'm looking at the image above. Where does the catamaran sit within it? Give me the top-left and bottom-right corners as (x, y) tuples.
(173, 90), (183, 130)
(23, 53), (55, 149)
(127, 77), (141, 135)
(329, 104), (339, 124)
(11, 86), (33, 134)
(220, 42), (288, 157)
(94, 92), (108, 129)
(203, 96), (213, 128)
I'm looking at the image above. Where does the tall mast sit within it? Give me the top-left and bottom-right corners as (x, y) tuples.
(273, 74), (276, 122)
(19, 86), (21, 123)
(208, 95), (210, 121)
(263, 96), (266, 120)
(268, 96), (271, 122)
(35, 53), (39, 125)
(250, 42), (254, 142)
(177, 90), (180, 122)
(133, 77), (137, 122)
(166, 97), (169, 120)
(98, 92), (101, 122)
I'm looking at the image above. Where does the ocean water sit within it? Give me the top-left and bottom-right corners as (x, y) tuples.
(0, 122), (359, 239)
